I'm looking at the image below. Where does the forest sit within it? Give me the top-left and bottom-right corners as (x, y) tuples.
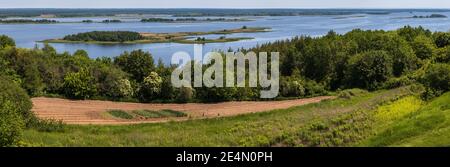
(1, 26), (450, 146)
(62, 31), (144, 42)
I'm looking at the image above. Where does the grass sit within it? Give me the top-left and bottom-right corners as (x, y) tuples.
(132, 109), (187, 118)
(133, 110), (163, 118)
(158, 110), (188, 117)
(107, 110), (134, 120)
(22, 87), (416, 147)
(362, 92), (450, 146)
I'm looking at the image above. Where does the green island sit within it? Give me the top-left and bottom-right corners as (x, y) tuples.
(40, 26), (270, 44)
(0, 19), (59, 24)
(141, 17), (252, 23)
(412, 14), (447, 18)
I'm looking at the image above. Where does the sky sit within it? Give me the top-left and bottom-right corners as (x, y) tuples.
(1, 0), (450, 9)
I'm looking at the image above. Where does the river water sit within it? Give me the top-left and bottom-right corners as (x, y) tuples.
(1, 11), (450, 63)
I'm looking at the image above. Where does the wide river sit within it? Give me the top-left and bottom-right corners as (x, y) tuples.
(1, 11), (450, 63)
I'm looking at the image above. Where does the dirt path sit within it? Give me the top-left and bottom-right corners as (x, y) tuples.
(32, 96), (335, 125)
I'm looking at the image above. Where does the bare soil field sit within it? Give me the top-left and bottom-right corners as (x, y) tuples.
(32, 96), (334, 125)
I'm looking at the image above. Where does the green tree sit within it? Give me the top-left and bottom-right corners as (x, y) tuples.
(63, 68), (97, 99)
(412, 35), (436, 60)
(0, 76), (33, 146)
(114, 50), (155, 82)
(139, 72), (163, 101)
(345, 50), (394, 90)
(434, 32), (450, 48)
(0, 35), (15, 49)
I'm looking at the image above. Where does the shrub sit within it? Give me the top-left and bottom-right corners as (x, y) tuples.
(420, 63), (450, 99)
(345, 50), (394, 90)
(280, 77), (305, 97)
(0, 76), (32, 146)
(176, 86), (194, 103)
(412, 35), (436, 60)
(139, 72), (163, 101)
(114, 50), (155, 82)
(0, 35), (15, 49)
(434, 32), (450, 48)
(63, 68), (97, 99)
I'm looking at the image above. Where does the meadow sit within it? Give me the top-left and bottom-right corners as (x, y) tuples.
(23, 86), (432, 147)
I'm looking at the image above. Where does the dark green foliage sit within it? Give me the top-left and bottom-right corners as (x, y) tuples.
(158, 109), (187, 117)
(0, 35), (15, 49)
(63, 68), (97, 99)
(133, 109), (187, 118)
(345, 50), (393, 90)
(133, 110), (163, 118)
(176, 86), (194, 103)
(420, 63), (450, 99)
(0, 76), (33, 146)
(107, 110), (134, 119)
(138, 72), (162, 101)
(412, 35), (436, 60)
(0, 19), (58, 24)
(114, 49), (155, 82)
(397, 26), (432, 42)
(434, 32), (450, 48)
(63, 31), (143, 42)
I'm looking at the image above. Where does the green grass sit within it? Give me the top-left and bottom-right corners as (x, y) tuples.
(131, 109), (187, 118)
(22, 87), (415, 147)
(158, 110), (188, 117)
(132, 110), (163, 118)
(107, 110), (134, 120)
(362, 92), (450, 146)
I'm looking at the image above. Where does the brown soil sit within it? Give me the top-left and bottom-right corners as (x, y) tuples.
(32, 96), (334, 125)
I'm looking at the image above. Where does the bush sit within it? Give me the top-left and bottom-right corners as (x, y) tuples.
(420, 63), (450, 99)
(345, 50), (394, 90)
(0, 35), (15, 49)
(176, 86), (194, 103)
(138, 72), (163, 101)
(0, 76), (32, 146)
(63, 68), (97, 99)
(114, 50), (155, 82)
(412, 35), (436, 60)
(280, 77), (306, 97)
(434, 32), (450, 48)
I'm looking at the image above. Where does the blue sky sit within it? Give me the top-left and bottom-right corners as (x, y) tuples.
(0, 0), (450, 8)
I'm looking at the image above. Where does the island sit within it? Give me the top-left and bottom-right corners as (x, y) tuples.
(39, 26), (270, 44)
(412, 14), (447, 18)
(141, 17), (251, 23)
(0, 19), (59, 24)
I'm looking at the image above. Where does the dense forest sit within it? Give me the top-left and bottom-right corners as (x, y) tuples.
(62, 31), (144, 42)
(1, 26), (450, 146)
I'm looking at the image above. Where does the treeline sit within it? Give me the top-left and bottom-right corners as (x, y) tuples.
(140, 17), (240, 22)
(413, 14), (447, 18)
(0, 19), (58, 24)
(101, 19), (121, 23)
(62, 31), (144, 42)
(246, 26), (450, 99)
(1, 26), (450, 146)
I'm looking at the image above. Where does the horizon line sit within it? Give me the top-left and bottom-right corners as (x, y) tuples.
(1, 7), (450, 10)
